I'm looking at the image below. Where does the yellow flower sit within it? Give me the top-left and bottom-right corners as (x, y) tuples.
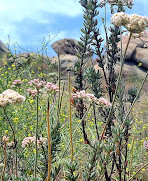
(128, 144), (131, 148)
(30, 100), (34, 104)
(5, 130), (8, 134)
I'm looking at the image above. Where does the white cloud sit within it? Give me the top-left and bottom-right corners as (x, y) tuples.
(0, 0), (148, 55)
(0, 0), (82, 43)
(0, 0), (82, 21)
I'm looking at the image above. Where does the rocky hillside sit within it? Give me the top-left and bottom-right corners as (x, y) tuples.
(0, 34), (148, 77)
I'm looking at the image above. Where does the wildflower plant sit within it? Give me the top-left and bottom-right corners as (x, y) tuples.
(71, 0), (148, 180)
(0, 0), (148, 180)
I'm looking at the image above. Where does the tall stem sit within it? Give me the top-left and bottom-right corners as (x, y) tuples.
(47, 98), (51, 181)
(68, 72), (73, 162)
(15, 147), (17, 178)
(3, 108), (17, 177)
(129, 162), (148, 181)
(57, 52), (61, 122)
(1, 143), (6, 181)
(93, 104), (99, 140)
(129, 136), (135, 179)
(34, 94), (39, 178)
(100, 32), (132, 140)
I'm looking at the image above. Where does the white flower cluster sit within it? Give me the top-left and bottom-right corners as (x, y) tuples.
(127, 14), (148, 33)
(29, 79), (46, 89)
(72, 90), (111, 108)
(99, 0), (133, 8)
(2, 136), (9, 143)
(1, 136), (15, 147)
(111, 13), (148, 33)
(45, 82), (59, 93)
(0, 89), (25, 107)
(22, 136), (36, 147)
(22, 136), (47, 148)
(28, 79), (59, 97)
(12, 79), (23, 87)
(111, 12), (130, 27)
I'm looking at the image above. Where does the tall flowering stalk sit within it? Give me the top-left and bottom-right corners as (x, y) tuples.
(34, 92), (39, 178)
(28, 79), (45, 178)
(1, 136), (8, 180)
(101, 31), (132, 140)
(0, 89), (25, 178)
(68, 72), (73, 162)
(77, 1), (148, 181)
(47, 98), (51, 181)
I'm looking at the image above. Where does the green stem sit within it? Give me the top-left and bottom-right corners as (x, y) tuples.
(15, 147), (17, 178)
(57, 52), (61, 122)
(61, 104), (92, 159)
(100, 32), (132, 140)
(129, 136), (135, 179)
(3, 108), (17, 177)
(129, 162), (148, 181)
(1, 143), (6, 181)
(34, 94), (39, 178)
(47, 98), (51, 181)
(93, 104), (99, 140)
(68, 72), (73, 162)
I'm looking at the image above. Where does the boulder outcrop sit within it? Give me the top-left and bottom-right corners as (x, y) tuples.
(134, 48), (148, 69)
(117, 32), (148, 70)
(0, 40), (10, 59)
(52, 38), (82, 55)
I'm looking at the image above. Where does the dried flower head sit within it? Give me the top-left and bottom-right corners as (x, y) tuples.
(12, 79), (23, 87)
(111, 12), (130, 27)
(2, 136), (9, 143)
(72, 90), (111, 107)
(22, 136), (47, 148)
(0, 89), (25, 107)
(29, 79), (46, 89)
(22, 136), (36, 147)
(111, 13), (148, 33)
(45, 82), (59, 93)
(99, 0), (133, 8)
(126, 14), (148, 33)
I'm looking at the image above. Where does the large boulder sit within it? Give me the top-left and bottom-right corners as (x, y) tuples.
(50, 54), (92, 73)
(117, 32), (148, 69)
(52, 38), (82, 55)
(117, 34), (145, 61)
(50, 54), (78, 71)
(0, 40), (10, 59)
(94, 61), (147, 80)
(118, 42), (137, 60)
(134, 48), (148, 70)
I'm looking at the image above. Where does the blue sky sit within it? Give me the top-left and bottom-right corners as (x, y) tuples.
(0, 0), (148, 57)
